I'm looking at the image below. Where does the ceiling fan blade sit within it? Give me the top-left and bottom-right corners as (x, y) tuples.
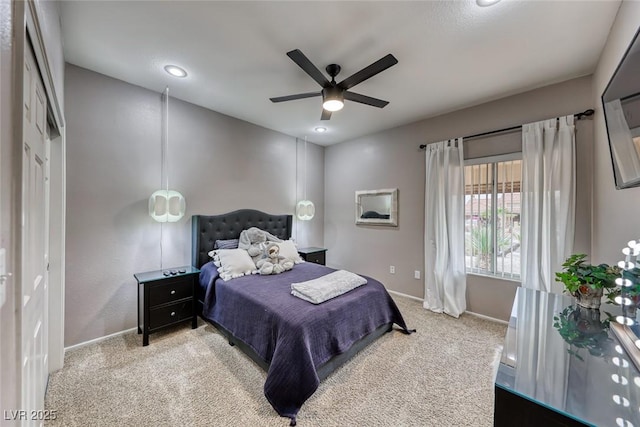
(270, 92), (321, 103)
(344, 91), (389, 108)
(321, 109), (332, 120)
(286, 49), (330, 87)
(338, 54), (398, 90)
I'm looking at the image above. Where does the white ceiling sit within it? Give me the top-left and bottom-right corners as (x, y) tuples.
(60, 0), (621, 145)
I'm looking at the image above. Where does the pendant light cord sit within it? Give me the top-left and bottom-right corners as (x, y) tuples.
(303, 136), (307, 200)
(165, 87), (170, 192)
(159, 87), (170, 270)
(295, 138), (298, 241)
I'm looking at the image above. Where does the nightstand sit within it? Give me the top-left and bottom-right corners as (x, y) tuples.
(134, 266), (200, 346)
(298, 247), (327, 265)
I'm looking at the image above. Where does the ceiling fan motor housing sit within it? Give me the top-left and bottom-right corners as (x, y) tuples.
(322, 86), (343, 101)
(325, 64), (341, 80)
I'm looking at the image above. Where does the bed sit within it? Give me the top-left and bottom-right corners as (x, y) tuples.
(191, 209), (412, 424)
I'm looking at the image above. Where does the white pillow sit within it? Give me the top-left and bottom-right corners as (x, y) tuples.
(209, 249), (257, 281)
(277, 240), (305, 264)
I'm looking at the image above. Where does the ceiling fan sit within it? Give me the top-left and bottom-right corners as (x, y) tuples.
(270, 49), (398, 120)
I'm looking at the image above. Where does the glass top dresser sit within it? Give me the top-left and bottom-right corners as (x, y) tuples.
(494, 287), (640, 427)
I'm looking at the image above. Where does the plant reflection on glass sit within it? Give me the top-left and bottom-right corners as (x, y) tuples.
(553, 305), (611, 361)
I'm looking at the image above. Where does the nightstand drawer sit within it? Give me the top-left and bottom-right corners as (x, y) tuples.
(298, 247), (327, 266)
(148, 279), (193, 307)
(149, 300), (193, 330)
(304, 251), (325, 265)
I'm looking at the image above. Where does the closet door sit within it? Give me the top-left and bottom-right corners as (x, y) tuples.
(21, 39), (50, 425)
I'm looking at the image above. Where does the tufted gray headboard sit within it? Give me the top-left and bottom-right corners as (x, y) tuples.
(191, 209), (293, 268)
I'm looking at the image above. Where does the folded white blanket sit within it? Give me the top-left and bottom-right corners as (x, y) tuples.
(291, 270), (368, 304)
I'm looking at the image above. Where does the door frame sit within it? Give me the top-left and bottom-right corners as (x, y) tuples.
(8, 0), (66, 412)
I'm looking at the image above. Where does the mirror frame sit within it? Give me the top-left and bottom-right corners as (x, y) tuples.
(601, 25), (640, 189)
(355, 188), (398, 227)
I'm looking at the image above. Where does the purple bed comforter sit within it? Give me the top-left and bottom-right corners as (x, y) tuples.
(200, 261), (411, 423)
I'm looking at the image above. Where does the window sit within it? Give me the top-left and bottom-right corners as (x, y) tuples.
(464, 154), (521, 280)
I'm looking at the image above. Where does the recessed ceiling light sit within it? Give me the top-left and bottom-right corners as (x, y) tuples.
(314, 126), (327, 133)
(476, 0), (501, 6)
(164, 65), (188, 78)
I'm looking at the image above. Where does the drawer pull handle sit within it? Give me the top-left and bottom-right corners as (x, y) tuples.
(170, 290), (176, 295)
(171, 311), (176, 317)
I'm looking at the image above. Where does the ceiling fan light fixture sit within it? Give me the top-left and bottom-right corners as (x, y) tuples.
(322, 86), (344, 112)
(323, 99), (344, 112)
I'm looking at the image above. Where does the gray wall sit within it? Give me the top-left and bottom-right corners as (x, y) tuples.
(64, 64), (324, 346)
(324, 76), (594, 321)
(592, 1), (640, 264)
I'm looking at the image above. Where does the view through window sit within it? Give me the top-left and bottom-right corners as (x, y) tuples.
(464, 157), (521, 279)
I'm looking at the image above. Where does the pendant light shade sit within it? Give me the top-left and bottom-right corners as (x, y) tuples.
(149, 87), (186, 223)
(149, 189), (185, 222)
(296, 136), (314, 221)
(296, 200), (315, 221)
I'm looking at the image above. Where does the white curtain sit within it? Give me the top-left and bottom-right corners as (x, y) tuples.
(424, 138), (466, 318)
(520, 115), (576, 293)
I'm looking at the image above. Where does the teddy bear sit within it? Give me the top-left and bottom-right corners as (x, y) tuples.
(238, 227), (282, 265)
(255, 243), (294, 275)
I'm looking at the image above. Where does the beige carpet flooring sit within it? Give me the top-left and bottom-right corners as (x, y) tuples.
(45, 296), (506, 426)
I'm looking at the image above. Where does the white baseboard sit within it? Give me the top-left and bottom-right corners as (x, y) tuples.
(65, 327), (138, 353)
(387, 289), (508, 325)
(466, 310), (508, 325)
(387, 289), (424, 302)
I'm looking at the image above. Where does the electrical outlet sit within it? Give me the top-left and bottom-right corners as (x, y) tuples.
(389, 265), (395, 274)
(414, 270), (421, 279)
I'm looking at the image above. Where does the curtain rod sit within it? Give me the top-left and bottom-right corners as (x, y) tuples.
(418, 108), (594, 150)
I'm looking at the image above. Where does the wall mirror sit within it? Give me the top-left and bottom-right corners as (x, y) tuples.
(355, 188), (398, 226)
(602, 26), (640, 189)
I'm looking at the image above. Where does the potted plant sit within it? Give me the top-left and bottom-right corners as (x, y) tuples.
(555, 254), (620, 309)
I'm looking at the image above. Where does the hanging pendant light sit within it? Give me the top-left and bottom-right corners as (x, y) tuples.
(149, 189), (185, 222)
(296, 199), (315, 221)
(149, 87), (186, 222)
(296, 136), (315, 221)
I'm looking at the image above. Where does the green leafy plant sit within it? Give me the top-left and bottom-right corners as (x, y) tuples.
(555, 254), (620, 296)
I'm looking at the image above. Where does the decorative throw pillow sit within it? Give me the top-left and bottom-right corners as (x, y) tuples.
(277, 240), (305, 264)
(214, 238), (239, 250)
(209, 248), (257, 280)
